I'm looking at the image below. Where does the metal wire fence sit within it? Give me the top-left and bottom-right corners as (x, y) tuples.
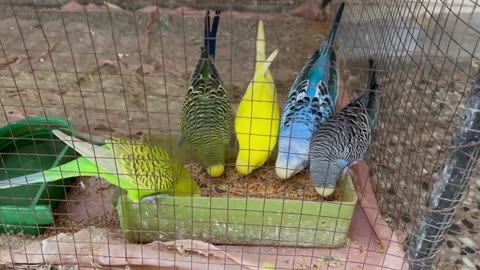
(0, 0), (478, 269)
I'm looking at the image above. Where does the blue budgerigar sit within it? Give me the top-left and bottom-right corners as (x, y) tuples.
(275, 3), (344, 179)
(309, 59), (379, 196)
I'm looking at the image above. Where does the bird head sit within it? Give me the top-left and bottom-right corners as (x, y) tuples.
(194, 140), (226, 177)
(309, 159), (348, 197)
(236, 148), (271, 175)
(206, 164), (225, 177)
(275, 134), (310, 179)
(174, 165), (202, 197)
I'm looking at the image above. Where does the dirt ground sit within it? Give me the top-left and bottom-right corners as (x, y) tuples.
(0, 3), (335, 136)
(0, 1), (478, 270)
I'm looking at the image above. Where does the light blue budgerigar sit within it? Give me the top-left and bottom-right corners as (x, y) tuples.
(275, 2), (345, 179)
(309, 59), (379, 196)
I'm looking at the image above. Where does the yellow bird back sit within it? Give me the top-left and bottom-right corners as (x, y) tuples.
(235, 20), (280, 175)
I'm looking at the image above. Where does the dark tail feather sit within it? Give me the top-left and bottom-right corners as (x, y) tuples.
(367, 58), (378, 90)
(204, 10), (221, 59)
(323, 2), (344, 52)
(204, 10), (210, 56)
(366, 59), (380, 126)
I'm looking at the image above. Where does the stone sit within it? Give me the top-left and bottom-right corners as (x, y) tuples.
(448, 223), (462, 235)
(462, 258), (475, 268)
(459, 237), (478, 249)
(447, 240), (454, 249)
(462, 219), (474, 230)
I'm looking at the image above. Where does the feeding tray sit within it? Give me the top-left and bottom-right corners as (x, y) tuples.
(116, 134), (358, 248)
(0, 117), (77, 235)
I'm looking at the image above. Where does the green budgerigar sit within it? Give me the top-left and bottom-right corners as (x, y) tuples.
(0, 130), (201, 203)
(179, 10), (233, 178)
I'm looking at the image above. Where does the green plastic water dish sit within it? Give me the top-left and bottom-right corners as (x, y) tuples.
(0, 117), (77, 235)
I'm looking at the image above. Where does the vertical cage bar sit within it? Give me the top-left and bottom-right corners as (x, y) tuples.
(408, 70), (480, 269)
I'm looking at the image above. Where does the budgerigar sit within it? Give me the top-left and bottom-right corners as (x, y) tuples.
(179, 10), (233, 177)
(0, 130), (201, 203)
(275, 3), (344, 179)
(309, 59), (379, 196)
(235, 20), (280, 175)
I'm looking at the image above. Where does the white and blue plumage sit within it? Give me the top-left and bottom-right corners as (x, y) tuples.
(275, 2), (345, 179)
(309, 59), (380, 196)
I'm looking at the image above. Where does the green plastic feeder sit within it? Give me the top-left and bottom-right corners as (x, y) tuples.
(0, 117), (77, 235)
(117, 134), (358, 248)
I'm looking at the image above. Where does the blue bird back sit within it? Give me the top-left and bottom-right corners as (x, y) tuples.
(276, 3), (345, 179)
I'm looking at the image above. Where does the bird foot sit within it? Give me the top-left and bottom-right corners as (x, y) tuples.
(177, 132), (183, 146)
(140, 194), (170, 208)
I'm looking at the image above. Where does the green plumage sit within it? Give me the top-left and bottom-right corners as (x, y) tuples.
(180, 10), (233, 177)
(55, 130), (201, 202)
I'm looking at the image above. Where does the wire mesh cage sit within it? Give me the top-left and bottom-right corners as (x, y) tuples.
(0, 0), (478, 269)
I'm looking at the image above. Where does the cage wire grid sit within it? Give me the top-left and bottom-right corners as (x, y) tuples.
(0, 0), (477, 270)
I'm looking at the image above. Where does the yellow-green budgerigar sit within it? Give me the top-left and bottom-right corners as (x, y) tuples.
(180, 10), (233, 177)
(50, 130), (199, 203)
(235, 20), (280, 175)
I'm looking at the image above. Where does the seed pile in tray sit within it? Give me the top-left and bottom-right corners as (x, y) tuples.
(186, 164), (344, 202)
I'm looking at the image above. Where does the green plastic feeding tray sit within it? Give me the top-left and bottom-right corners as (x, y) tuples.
(117, 134), (358, 248)
(0, 117), (76, 235)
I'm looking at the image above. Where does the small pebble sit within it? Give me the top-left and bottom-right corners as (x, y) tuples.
(421, 181), (429, 191)
(294, 184), (305, 190)
(447, 240), (454, 248)
(464, 247), (475, 254)
(462, 219), (474, 230)
(455, 259), (463, 265)
(448, 224), (461, 235)
(401, 215), (411, 223)
(387, 187), (396, 195)
(215, 185), (228, 194)
(462, 258), (475, 268)
(459, 237), (477, 249)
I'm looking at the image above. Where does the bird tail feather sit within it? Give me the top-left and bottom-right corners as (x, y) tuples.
(0, 161), (91, 189)
(367, 58), (378, 91)
(254, 49), (278, 79)
(53, 130), (119, 176)
(0, 171), (61, 189)
(323, 2), (344, 55)
(366, 59), (380, 126)
(204, 10), (221, 59)
(255, 20), (266, 72)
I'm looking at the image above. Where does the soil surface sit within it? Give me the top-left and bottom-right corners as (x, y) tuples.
(0, 1), (478, 270)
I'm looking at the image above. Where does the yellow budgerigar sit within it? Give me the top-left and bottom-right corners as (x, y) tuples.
(235, 20), (280, 175)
